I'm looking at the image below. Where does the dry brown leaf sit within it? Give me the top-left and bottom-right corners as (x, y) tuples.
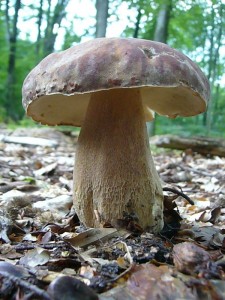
(62, 228), (127, 248)
(19, 247), (50, 267)
(173, 242), (210, 275)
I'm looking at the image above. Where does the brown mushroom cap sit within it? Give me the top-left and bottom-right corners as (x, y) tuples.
(22, 38), (210, 126)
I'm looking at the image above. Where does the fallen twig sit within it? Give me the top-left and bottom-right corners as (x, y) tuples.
(14, 241), (68, 251)
(0, 271), (51, 300)
(163, 187), (194, 205)
(107, 264), (134, 283)
(179, 165), (213, 177)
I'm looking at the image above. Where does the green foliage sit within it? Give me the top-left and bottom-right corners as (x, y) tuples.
(122, 0), (158, 39)
(169, 2), (206, 52)
(155, 112), (225, 138)
(121, 0), (225, 137)
(23, 177), (36, 184)
(6, 116), (39, 129)
(62, 23), (81, 50)
(0, 0), (224, 138)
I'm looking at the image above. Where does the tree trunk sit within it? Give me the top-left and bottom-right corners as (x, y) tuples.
(43, 0), (70, 56)
(147, 1), (172, 136)
(95, 0), (109, 37)
(133, 7), (142, 38)
(153, 2), (171, 42)
(36, 0), (43, 58)
(205, 2), (223, 135)
(152, 135), (225, 157)
(5, 0), (21, 121)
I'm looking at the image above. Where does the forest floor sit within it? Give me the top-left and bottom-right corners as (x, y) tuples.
(0, 127), (224, 300)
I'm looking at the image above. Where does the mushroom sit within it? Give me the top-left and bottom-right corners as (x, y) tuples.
(22, 38), (210, 232)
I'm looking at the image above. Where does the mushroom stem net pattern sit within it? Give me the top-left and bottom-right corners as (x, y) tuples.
(73, 88), (164, 231)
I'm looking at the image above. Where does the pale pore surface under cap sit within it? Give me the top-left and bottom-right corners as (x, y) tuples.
(26, 85), (206, 127)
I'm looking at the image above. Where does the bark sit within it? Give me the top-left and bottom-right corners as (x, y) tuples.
(43, 0), (70, 56)
(95, 0), (109, 38)
(73, 89), (163, 232)
(153, 2), (171, 42)
(152, 135), (225, 157)
(147, 1), (172, 136)
(5, 0), (21, 121)
(205, 2), (223, 135)
(36, 0), (43, 58)
(133, 7), (142, 38)
(203, 2), (215, 128)
(213, 84), (220, 120)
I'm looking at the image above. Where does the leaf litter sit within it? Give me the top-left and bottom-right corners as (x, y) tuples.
(0, 128), (224, 300)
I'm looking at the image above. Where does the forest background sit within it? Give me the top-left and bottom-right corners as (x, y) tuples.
(0, 0), (224, 137)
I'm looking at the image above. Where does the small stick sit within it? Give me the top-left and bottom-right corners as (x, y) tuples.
(14, 241), (72, 251)
(163, 187), (194, 205)
(0, 271), (51, 300)
(179, 165), (213, 177)
(107, 264), (134, 283)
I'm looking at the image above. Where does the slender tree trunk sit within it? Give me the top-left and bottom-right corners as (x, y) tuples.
(202, 3), (215, 127)
(147, 1), (172, 136)
(5, 0), (21, 121)
(213, 83), (220, 125)
(36, 0), (43, 58)
(204, 1), (223, 135)
(43, 0), (70, 56)
(95, 0), (109, 37)
(153, 3), (171, 42)
(133, 7), (142, 38)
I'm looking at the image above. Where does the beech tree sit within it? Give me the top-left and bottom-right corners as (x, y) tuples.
(153, 1), (171, 43)
(0, 0), (224, 136)
(42, 0), (70, 56)
(4, 0), (21, 121)
(147, 1), (172, 136)
(95, 0), (109, 38)
(36, 0), (43, 57)
(204, 1), (224, 135)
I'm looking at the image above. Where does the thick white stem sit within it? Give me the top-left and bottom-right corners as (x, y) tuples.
(73, 88), (163, 232)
